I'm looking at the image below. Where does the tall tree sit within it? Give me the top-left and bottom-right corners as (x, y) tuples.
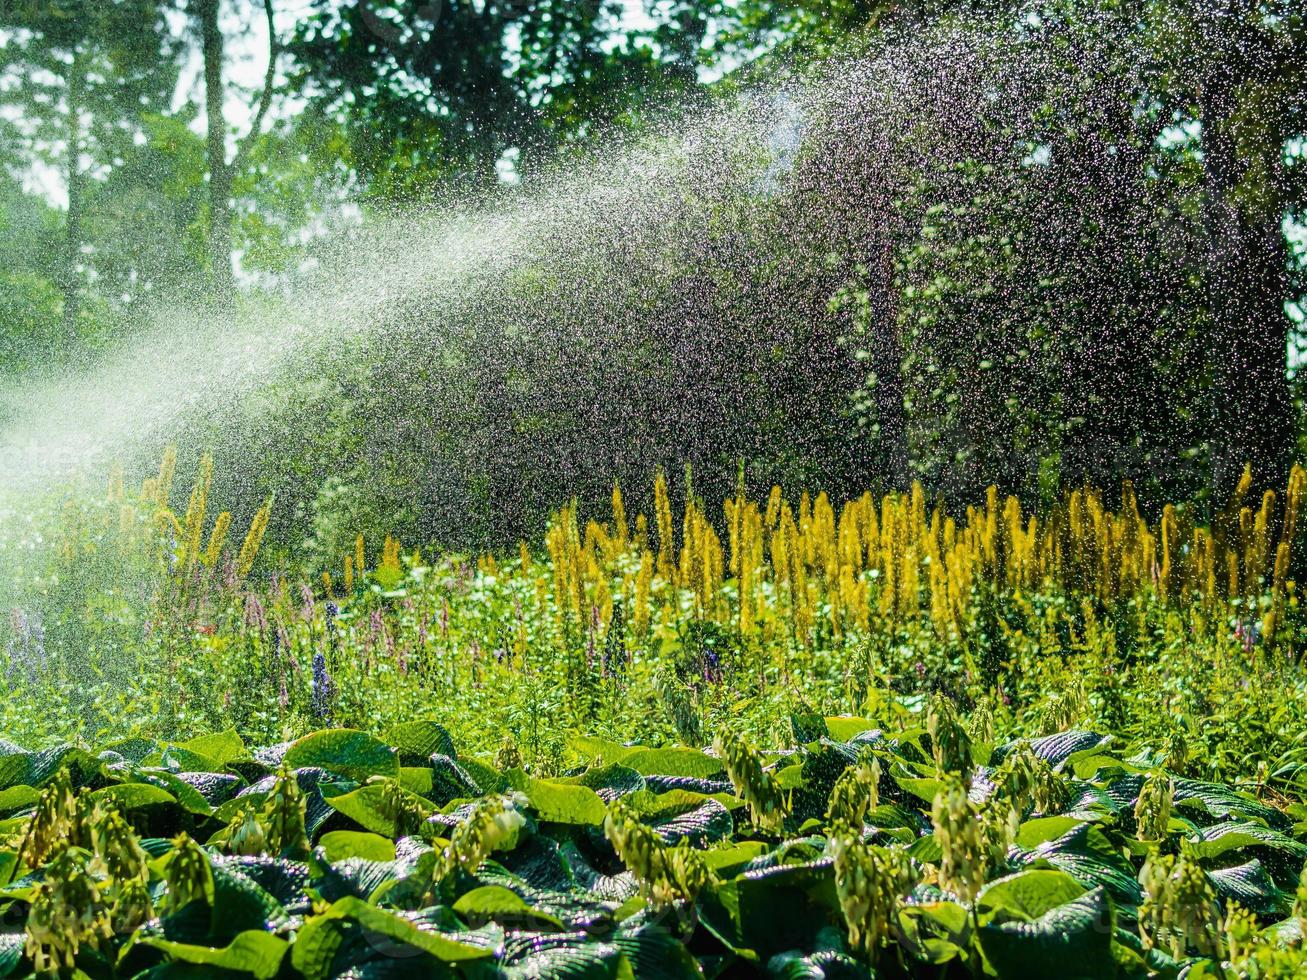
(1161, 0), (1307, 497)
(287, 0), (692, 198)
(191, 0), (279, 305)
(0, 0), (179, 343)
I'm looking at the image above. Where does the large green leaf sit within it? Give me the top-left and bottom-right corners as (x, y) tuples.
(176, 729), (248, 767)
(978, 869), (1088, 922)
(319, 831), (398, 863)
(454, 885), (566, 931)
(503, 935), (634, 980)
(978, 887), (1114, 979)
(323, 782), (431, 837)
(1207, 859), (1289, 915)
(386, 721), (457, 762)
(292, 897), (494, 980)
(284, 730), (399, 782)
(527, 779), (608, 826)
(621, 748), (722, 780)
(140, 931), (289, 980)
(1187, 821), (1307, 860)
(626, 790), (733, 846)
(90, 782), (177, 811)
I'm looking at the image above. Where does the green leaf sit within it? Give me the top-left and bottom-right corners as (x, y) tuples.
(399, 767), (434, 796)
(323, 783), (429, 836)
(90, 783), (176, 811)
(454, 885), (566, 931)
(1016, 817), (1084, 849)
(978, 887), (1114, 979)
(292, 897), (493, 980)
(131, 770), (215, 816)
(1207, 859), (1288, 915)
(284, 730), (399, 783)
(624, 790), (733, 845)
(0, 786), (38, 816)
(386, 721), (457, 761)
(621, 748), (722, 779)
(1187, 821), (1307, 860)
(893, 775), (942, 804)
(176, 729), (247, 767)
(978, 869), (1088, 922)
(318, 831), (397, 863)
(823, 718), (879, 742)
(526, 779), (608, 826)
(140, 931), (289, 980)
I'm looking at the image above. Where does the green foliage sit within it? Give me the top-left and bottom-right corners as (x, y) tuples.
(0, 712), (1298, 977)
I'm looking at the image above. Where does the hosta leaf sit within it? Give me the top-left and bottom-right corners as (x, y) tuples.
(319, 831), (397, 863)
(1187, 821), (1307, 860)
(569, 737), (636, 769)
(790, 712), (830, 744)
(140, 930), (289, 980)
(173, 771), (244, 807)
(621, 748), (722, 780)
(1016, 817), (1085, 849)
(284, 730), (399, 783)
(323, 783), (431, 837)
(90, 782), (177, 811)
(559, 841), (638, 902)
(978, 869), (1088, 922)
(500, 835), (576, 891)
(610, 927), (702, 980)
(292, 897), (493, 980)
(978, 887), (1114, 979)
(642, 775), (732, 795)
(1207, 859), (1289, 915)
(893, 775), (943, 804)
(0, 786), (38, 817)
(386, 721), (457, 762)
(313, 856), (404, 903)
(627, 791), (733, 846)
(0, 931), (19, 979)
(571, 763), (646, 801)
(176, 729), (247, 767)
(398, 767), (434, 796)
(428, 754), (480, 804)
(994, 731), (1107, 769)
(699, 868), (834, 959)
(131, 770), (215, 816)
(766, 948), (872, 979)
(214, 855), (311, 911)
(1020, 824), (1141, 905)
(209, 863), (291, 938)
(822, 718), (879, 742)
(503, 936), (633, 980)
(526, 779), (608, 826)
(456, 756), (509, 795)
(154, 746), (225, 773)
(1172, 780), (1291, 829)
(454, 884), (567, 931)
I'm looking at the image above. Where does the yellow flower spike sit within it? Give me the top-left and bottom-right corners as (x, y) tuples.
(654, 469), (675, 582)
(236, 498), (273, 578)
(180, 454), (213, 571)
(612, 482), (628, 549)
(155, 445), (177, 509)
(203, 511), (231, 568)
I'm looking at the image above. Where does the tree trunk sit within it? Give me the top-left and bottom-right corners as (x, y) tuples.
(1201, 64), (1294, 504)
(61, 52), (84, 339)
(200, 0), (234, 304)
